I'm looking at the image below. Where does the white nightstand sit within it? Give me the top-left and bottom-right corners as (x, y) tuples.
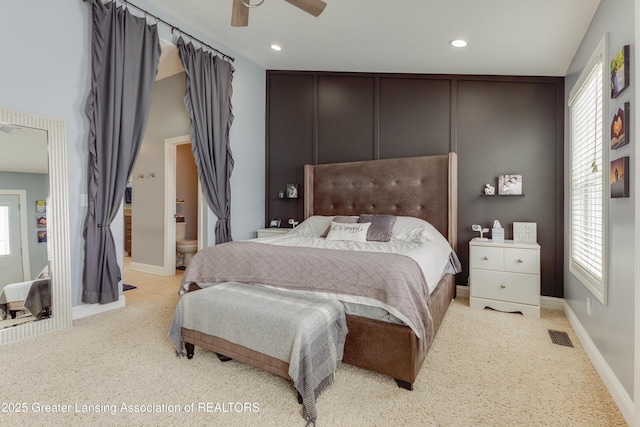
(469, 238), (540, 317)
(256, 228), (290, 238)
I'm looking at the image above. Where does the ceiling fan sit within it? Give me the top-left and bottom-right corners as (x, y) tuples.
(231, 0), (327, 27)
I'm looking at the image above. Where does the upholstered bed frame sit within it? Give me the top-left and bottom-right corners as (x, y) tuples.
(183, 153), (458, 390)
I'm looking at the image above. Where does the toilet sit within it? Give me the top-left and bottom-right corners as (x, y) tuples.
(176, 222), (198, 267)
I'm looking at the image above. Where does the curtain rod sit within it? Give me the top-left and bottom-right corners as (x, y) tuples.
(86, 0), (235, 62)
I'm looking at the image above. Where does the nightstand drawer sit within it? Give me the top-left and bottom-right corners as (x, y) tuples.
(504, 248), (539, 274)
(469, 246), (503, 271)
(470, 270), (539, 305)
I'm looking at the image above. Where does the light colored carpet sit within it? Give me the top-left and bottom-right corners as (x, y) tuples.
(1, 294), (627, 427)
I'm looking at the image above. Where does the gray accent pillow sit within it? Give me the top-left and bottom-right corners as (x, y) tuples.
(358, 214), (397, 242)
(321, 216), (358, 238)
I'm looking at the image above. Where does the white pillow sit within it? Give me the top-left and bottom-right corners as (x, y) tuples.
(392, 216), (449, 245)
(284, 215), (332, 238)
(325, 221), (371, 242)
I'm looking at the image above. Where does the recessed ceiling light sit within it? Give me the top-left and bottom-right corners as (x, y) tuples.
(270, 44), (282, 51)
(450, 39), (468, 48)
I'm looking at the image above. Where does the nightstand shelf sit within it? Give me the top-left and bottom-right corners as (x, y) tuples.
(469, 238), (540, 317)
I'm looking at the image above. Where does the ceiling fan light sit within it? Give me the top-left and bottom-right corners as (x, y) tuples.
(450, 39), (468, 48)
(241, 0), (265, 7)
(270, 44), (282, 51)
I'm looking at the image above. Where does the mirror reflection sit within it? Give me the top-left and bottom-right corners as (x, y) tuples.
(0, 125), (51, 328)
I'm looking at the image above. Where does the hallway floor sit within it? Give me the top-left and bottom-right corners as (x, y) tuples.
(122, 257), (183, 305)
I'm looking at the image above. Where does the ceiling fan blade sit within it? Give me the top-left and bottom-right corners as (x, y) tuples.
(231, 0), (249, 27)
(284, 0), (327, 17)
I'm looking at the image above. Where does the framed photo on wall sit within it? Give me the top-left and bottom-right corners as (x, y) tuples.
(610, 102), (630, 150)
(498, 174), (523, 195)
(610, 156), (630, 198)
(36, 200), (46, 213)
(611, 45), (630, 99)
(286, 184), (298, 199)
(36, 216), (47, 228)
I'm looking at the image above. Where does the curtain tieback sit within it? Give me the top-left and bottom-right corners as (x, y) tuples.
(97, 224), (110, 228)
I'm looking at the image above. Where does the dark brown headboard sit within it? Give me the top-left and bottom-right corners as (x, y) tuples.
(304, 153), (457, 250)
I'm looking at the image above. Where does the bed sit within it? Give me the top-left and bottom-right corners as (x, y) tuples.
(0, 278), (51, 321)
(172, 153), (458, 392)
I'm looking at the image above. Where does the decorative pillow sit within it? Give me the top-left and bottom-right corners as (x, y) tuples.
(325, 221), (371, 242)
(358, 214), (397, 242)
(321, 215), (359, 238)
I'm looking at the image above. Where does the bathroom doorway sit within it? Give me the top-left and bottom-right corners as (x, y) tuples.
(164, 135), (205, 276)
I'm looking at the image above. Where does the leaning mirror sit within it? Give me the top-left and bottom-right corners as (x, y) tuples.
(0, 107), (71, 344)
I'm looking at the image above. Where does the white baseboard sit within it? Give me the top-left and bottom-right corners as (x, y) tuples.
(72, 299), (125, 320)
(456, 285), (469, 298)
(129, 261), (172, 276)
(540, 295), (564, 311)
(563, 300), (634, 426)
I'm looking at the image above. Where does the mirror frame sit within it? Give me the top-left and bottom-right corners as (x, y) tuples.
(0, 107), (72, 344)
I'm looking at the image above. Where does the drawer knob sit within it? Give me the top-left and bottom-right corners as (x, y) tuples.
(518, 258), (524, 263)
(483, 256), (489, 260)
(500, 284), (506, 289)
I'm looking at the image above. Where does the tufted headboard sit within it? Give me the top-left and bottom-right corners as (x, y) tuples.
(304, 153), (457, 250)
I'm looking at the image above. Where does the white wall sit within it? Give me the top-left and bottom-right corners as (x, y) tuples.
(0, 0), (265, 310)
(0, 0), (91, 308)
(564, 0), (635, 400)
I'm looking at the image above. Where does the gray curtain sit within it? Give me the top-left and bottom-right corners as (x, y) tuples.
(177, 38), (235, 244)
(82, 0), (160, 304)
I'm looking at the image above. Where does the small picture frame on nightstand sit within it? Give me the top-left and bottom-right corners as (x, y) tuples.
(513, 222), (537, 243)
(269, 218), (281, 228)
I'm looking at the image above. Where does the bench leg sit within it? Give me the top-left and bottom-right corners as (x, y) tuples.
(185, 343), (195, 359)
(395, 379), (413, 391)
(215, 353), (233, 362)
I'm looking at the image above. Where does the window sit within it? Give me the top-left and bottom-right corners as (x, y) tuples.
(568, 34), (608, 304)
(0, 206), (9, 255)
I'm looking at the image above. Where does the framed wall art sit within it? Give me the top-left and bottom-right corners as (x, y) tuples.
(35, 200), (46, 213)
(610, 156), (629, 198)
(498, 174), (523, 195)
(286, 183), (298, 199)
(611, 102), (630, 149)
(611, 45), (630, 99)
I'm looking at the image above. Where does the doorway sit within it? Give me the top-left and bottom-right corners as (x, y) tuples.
(164, 135), (205, 276)
(0, 191), (30, 286)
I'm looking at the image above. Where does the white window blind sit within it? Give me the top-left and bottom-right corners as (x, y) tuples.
(568, 35), (607, 304)
(0, 206), (9, 255)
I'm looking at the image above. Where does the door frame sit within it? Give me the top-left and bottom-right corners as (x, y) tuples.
(164, 135), (205, 276)
(0, 189), (30, 281)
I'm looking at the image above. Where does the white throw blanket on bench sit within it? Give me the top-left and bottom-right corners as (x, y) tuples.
(168, 281), (348, 425)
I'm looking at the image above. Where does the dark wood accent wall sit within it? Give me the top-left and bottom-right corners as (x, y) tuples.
(266, 71), (564, 298)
